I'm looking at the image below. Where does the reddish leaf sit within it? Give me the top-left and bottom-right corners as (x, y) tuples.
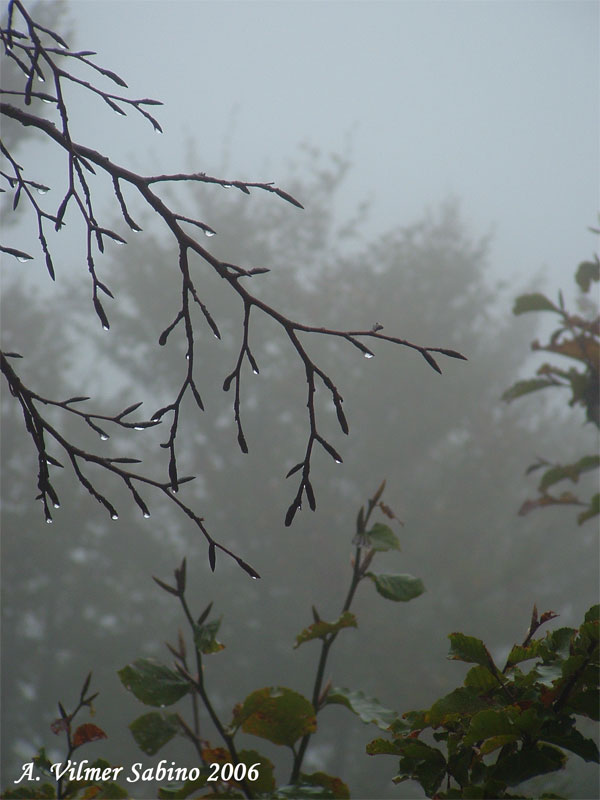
(73, 723), (107, 747)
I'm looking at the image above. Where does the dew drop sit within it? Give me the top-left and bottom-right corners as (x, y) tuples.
(222, 183), (232, 188)
(334, 458), (342, 464)
(204, 229), (216, 238)
(134, 426), (145, 431)
(17, 255), (33, 263)
(99, 433), (109, 441)
(37, 74), (45, 82)
(185, 353), (190, 360)
(111, 513), (119, 520)
(102, 325), (109, 331)
(143, 512), (151, 519)
(36, 186), (49, 195)
(252, 369), (259, 375)
(53, 502), (60, 509)
(364, 352), (374, 359)
(41, 98), (54, 104)
(251, 575), (258, 580)
(45, 517), (53, 524)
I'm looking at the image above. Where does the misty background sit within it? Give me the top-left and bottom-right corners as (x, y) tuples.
(1, 1), (598, 798)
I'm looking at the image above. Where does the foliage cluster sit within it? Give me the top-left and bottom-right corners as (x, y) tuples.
(503, 254), (599, 526)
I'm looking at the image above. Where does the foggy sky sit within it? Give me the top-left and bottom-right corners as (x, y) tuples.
(60, 0), (598, 299)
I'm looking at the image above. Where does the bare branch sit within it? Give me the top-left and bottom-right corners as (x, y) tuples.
(1, 1), (466, 572)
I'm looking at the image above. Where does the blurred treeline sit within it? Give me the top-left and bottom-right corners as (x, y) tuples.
(1, 5), (597, 799)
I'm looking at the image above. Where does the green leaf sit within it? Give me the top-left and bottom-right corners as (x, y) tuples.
(464, 709), (515, 746)
(1, 786), (57, 799)
(157, 775), (209, 799)
(502, 378), (557, 402)
(505, 640), (543, 668)
(294, 611), (357, 648)
(448, 633), (496, 670)
(299, 772), (350, 799)
(118, 658), (190, 706)
(366, 572), (425, 602)
(391, 739), (447, 795)
(129, 711), (179, 755)
(427, 687), (489, 727)
(513, 293), (559, 315)
(232, 687), (316, 746)
(366, 736), (405, 755)
(540, 722), (600, 762)
(326, 687), (400, 730)
(585, 605), (600, 623)
(237, 749), (276, 794)
(575, 259), (600, 293)
(565, 687), (600, 720)
(464, 664), (498, 691)
(492, 743), (566, 785)
(366, 522), (401, 551)
(539, 456), (600, 491)
(193, 618), (225, 654)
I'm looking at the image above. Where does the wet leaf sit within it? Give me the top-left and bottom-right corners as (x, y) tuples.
(513, 293), (559, 315)
(118, 658), (190, 706)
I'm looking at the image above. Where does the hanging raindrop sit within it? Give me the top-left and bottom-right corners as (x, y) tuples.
(17, 256), (33, 263)
(364, 352), (374, 359)
(204, 229), (216, 237)
(45, 517), (53, 524)
(99, 433), (109, 441)
(143, 512), (151, 519)
(111, 513), (119, 520)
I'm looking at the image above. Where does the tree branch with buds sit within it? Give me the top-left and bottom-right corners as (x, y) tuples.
(1, 0), (466, 573)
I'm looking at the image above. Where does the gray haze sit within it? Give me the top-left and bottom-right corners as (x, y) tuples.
(1, 2), (599, 799)
(62, 0), (598, 294)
